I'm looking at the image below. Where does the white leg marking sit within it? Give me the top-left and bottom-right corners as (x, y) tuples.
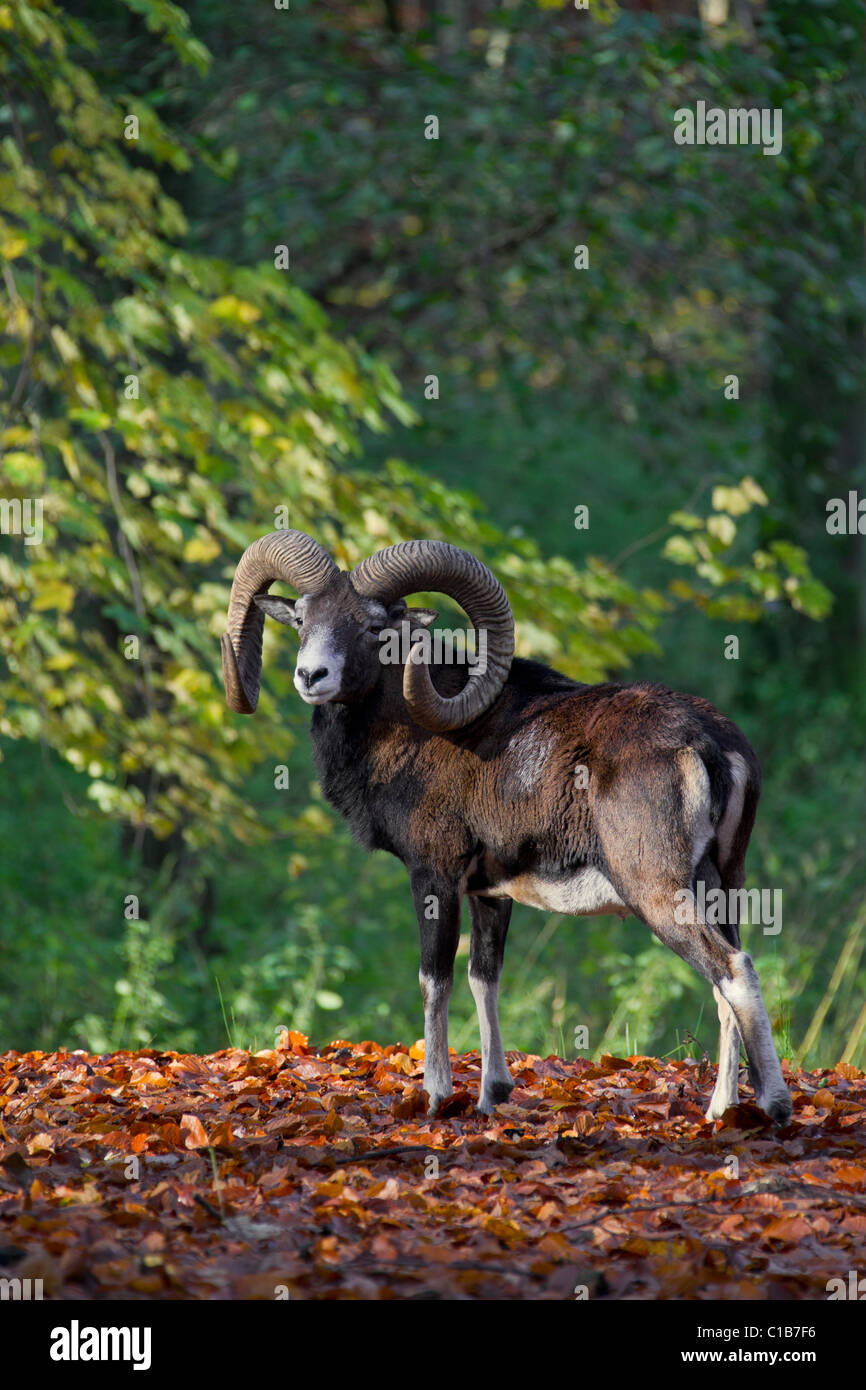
(706, 984), (741, 1120)
(469, 971), (514, 1113)
(718, 952), (791, 1122)
(419, 972), (453, 1115)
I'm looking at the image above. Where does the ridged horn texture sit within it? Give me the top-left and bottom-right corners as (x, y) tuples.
(351, 541), (514, 731)
(222, 530), (337, 713)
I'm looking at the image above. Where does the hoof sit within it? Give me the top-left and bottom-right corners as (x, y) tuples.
(477, 1079), (514, 1114)
(758, 1088), (792, 1125)
(426, 1091), (452, 1118)
(705, 1083), (740, 1121)
(705, 1097), (732, 1123)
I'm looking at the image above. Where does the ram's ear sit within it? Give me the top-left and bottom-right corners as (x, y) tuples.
(253, 594), (300, 627)
(405, 607), (438, 627)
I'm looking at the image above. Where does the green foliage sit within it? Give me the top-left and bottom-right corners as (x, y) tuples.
(0, 0), (822, 847)
(665, 477), (831, 621)
(0, 1), (862, 1071)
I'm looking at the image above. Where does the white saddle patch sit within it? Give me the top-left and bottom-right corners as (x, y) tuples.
(505, 726), (554, 794)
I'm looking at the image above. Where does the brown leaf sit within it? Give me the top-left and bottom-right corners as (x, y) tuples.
(761, 1215), (812, 1244)
(25, 1132), (55, 1155)
(834, 1163), (866, 1188)
(207, 1119), (237, 1151)
(392, 1086), (427, 1120)
(432, 1091), (473, 1118)
(0, 1150), (30, 1184)
(180, 1113), (209, 1149)
(715, 1102), (771, 1131)
(2, 1044), (865, 1301)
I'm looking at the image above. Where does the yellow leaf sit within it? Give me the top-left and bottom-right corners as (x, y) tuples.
(740, 475), (768, 506)
(389, 1051), (415, 1075)
(50, 324), (80, 363)
(9, 300), (30, 337)
(362, 508), (390, 538)
(56, 1182), (102, 1205)
(240, 412), (271, 439)
(711, 484), (751, 517)
(1, 234), (27, 260)
(2, 450), (43, 486)
(298, 806), (332, 834)
(33, 582), (75, 613)
(58, 438), (80, 480)
(706, 514), (736, 545)
(183, 534), (221, 564)
(210, 295), (260, 325)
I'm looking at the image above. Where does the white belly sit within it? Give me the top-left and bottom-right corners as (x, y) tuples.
(480, 867), (628, 918)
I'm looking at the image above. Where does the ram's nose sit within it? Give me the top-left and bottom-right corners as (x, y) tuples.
(297, 665), (330, 691)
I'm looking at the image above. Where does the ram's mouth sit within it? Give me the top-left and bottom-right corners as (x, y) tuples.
(295, 683), (341, 705)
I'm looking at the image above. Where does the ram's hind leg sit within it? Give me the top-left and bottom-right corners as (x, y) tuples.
(599, 751), (789, 1124)
(635, 879), (791, 1124)
(695, 853), (742, 1121)
(468, 895), (514, 1114)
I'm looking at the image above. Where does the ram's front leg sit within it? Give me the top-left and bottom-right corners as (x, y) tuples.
(411, 868), (461, 1116)
(468, 894), (514, 1113)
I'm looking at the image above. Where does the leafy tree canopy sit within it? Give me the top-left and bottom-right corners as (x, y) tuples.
(1, 0), (830, 854)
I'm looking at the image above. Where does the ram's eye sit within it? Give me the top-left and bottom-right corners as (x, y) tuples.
(368, 623), (384, 636)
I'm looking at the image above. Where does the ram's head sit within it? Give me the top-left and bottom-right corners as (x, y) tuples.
(221, 531), (514, 732)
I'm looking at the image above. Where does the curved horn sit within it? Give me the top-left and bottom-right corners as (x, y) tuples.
(351, 541), (513, 731)
(222, 530), (337, 713)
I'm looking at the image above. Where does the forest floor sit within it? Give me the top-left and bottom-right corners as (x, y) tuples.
(1, 1037), (864, 1300)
